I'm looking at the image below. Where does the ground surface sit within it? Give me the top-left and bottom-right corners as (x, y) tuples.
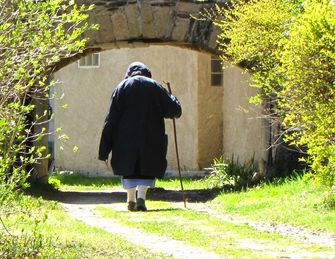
(57, 188), (335, 258)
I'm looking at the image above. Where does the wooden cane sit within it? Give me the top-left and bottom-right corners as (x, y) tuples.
(164, 81), (187, 208)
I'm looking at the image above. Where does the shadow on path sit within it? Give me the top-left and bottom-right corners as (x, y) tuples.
(32, 187), (221, 205)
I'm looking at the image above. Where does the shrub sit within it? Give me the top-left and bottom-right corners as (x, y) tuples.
(209, 0), (335, 189)
(0, 0), (96, 256)
(206, 156), (258, 189)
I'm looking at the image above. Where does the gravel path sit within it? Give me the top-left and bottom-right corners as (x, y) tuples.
(63, 203), (221, 259)
(59, 190), (335, 258)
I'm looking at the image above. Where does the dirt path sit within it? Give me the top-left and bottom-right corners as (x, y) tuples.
(58, 189), (335, 258)
(63, 203), (220, 259)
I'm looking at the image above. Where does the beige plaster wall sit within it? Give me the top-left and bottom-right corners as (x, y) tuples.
(197, 54), (223, 169)
(53, 45), (199, 175)
(222, 64), (268, 169)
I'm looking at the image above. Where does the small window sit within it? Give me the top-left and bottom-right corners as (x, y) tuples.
(211, 56), (223, 87)
(78, 53), (100, 68)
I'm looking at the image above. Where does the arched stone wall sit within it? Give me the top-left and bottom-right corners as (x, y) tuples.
(84, 0), (220, 52)
(39, 0), (268, 180)
(55, 0), (222, 71)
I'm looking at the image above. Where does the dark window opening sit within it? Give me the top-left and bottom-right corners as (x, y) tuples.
(211, 56), (223, 87)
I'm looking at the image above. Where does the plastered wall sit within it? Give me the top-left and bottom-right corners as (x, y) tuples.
(53, 46), (268, 176)
(197, 54), (223, 168)
(222, 64), (268, 169)
(53, 45), (199, 175)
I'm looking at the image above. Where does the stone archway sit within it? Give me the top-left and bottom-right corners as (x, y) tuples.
(55, 0), (221, 71)
(35, 0), (268, 181)
(86, 0), (219, 51)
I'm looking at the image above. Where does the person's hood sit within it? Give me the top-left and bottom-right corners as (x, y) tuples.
(125, 62), (152, 79)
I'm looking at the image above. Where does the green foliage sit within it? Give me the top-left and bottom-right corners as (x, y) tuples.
(323, 189), (335, 209)
(0, 0), (95, 190)
(0, 190), (55, 258)
(0, 221), (54, 258)
(205, 156), (258, 189)
(0, 0), (94, 184)
(212, 0), (335, 188)
(48, 177), (61, 190)
(280, 1), (335, 188)
(0, 0), (96, 256)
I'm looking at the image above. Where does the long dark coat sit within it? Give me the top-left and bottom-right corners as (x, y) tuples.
(98, 62), (182, 178)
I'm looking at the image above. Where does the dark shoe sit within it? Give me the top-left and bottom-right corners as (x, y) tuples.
(136, 198), (147, 211)
(127, 201), (137, 211)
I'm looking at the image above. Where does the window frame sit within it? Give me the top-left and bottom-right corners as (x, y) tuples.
(78, 53), (100, 68)
(211, 56), (223, 87)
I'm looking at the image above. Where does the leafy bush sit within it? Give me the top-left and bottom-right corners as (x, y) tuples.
(323, 188), (335, 209)
(0, 0), (96, 256)
(48, 177), (61, 190)
(209, 0), (335, 189)
(0, 0), (96, 189)
(206, 156), (258, 189)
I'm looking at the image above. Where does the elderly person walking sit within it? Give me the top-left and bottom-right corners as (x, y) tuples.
(98, 62), (182, 211)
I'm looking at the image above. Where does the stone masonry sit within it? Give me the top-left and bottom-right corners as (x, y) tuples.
(77, 0), (225, 54)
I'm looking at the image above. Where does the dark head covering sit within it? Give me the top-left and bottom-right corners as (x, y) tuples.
(125, 62), (152, 79)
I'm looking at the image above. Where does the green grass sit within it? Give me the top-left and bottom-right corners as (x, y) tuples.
(49, 172), (121, 191)
(1, 195), (168, 258)
(214, 175), (335, 232)
(156, 177), (209, 190)
(49, 172), (209, 191)
(50, 172), (335, 234)
(39, 208), (168, 258)
(96, 202), (334, 257)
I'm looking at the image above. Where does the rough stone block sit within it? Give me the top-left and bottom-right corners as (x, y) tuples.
(176, 1), (202, 15)
(84, 11), (112, 46)
(171, 17), (190, 42)
(139, 1), (156, 38)
(110, 8), (129, 41)
(124, 4), (141, 39)
(208, 25), (220, 51)
(95, 13), (117, 43)
(152, 6), (173, 38)
(188, 19), (212, 46)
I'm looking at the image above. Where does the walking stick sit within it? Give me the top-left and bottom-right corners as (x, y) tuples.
(164, 81), (187, 209)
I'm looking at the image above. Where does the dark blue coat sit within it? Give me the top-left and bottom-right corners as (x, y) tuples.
(98, 63), (182, 178)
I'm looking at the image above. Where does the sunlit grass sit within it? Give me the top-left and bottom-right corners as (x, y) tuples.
(2, 195), (169, 258)
(96, 201), (335, 257)
(49, 172), (121, 191)
(49, 171), (335, 234)
(214, 175), (335, 232)
(49, 172), (209, 191)
(155, 177), (209, 190)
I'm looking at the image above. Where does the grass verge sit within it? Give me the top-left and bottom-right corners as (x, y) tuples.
(1, 194), (168, 258)
(214, 175), (335, 232)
